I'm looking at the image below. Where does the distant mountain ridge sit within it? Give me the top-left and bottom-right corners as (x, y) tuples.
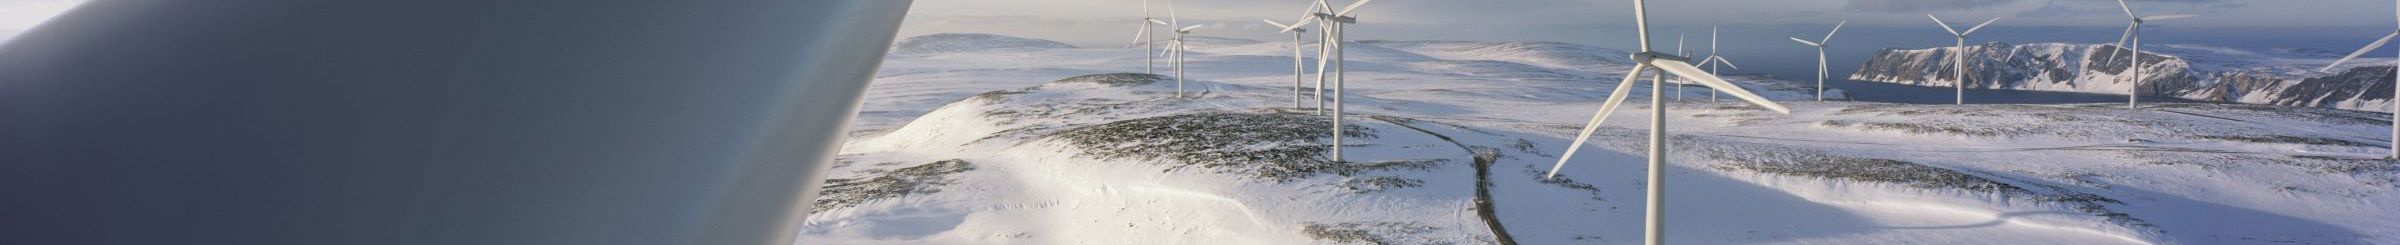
(892, 33), (1076, 54)
(1851, 42), (2394, 112)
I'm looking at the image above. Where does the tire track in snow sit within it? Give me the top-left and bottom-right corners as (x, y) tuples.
(1372, 116), (1518, 245)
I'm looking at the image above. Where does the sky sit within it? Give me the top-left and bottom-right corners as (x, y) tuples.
(4, 0), (2395, 83)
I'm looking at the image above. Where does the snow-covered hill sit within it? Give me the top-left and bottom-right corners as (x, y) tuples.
(1851, 42), (2394, 112)
(811, 33), (2399, 244)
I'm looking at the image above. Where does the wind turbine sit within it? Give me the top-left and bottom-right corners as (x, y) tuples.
(1930, 14), (2000, 105)
(1266, 18), (1313, 109)
(1545, 1), (1793, 244)
(1131, 0), (1167, 74)
(1308, 0), (1335, 114)
(1314, 0), (1374, 162)
(2099, 0), (2196, 109)
(1159, 1), (1205, 98)
(2319, 0), (2400, 160)
(1693, 27), (1741, 102)
(1790, 20), (1845, 101)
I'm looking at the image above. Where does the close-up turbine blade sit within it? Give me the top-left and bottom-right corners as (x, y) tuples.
(1824, 20), (1847, 43)
(1546, 63), (1649, 179)
(1792, 37), (1821, 47)
(2141, 14), (2198, 21)
(1655, 60), (1792, 114)
(2118, 0), (2138, 19)
(1930, 14), (1961, 36)
(1964, 17), (2002, 35)
(1712, 56), (1741, 69)
(2323, 31), (2399, 72)
(2103, 24), (2136, 65)
(1339, 0), (1375, 16)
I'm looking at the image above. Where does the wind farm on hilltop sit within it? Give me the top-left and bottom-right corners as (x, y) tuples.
(817, 0), (2398, 244)
(2, 0), (2395, 245)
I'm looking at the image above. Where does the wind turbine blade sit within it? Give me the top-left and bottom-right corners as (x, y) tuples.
(1181, 24), (1205, 32)
(2323, 31), (2400, 72)
(2140, 14), (2197, 21)
(1790, 37), (1820, 47)
(2102, 24), (2135, 65)
(1149, 19), (1169, 26)
(1711, 26), (1719, 52)
(1656, 60), (1791, 114)
(1822, 20), (1847, 43)
(1132, 24), (1151, 46)
(1929, 14), (1961, 36)
(1338, 0), (1375, 16)
(1712, 56), (1741, 69)
(1819, 52), (1829, 78)
(1292, 16), (1318, 29)
(1167, 0), (1178, 26)
(2117, 0), (2137, 19)
(1546, 64), (1648, 179)
(1316, 0), (1335, 13)
(1695, 57), (1713, 67)
(1265, 19), (1289, 29)
(1963, 17), (2001, 35)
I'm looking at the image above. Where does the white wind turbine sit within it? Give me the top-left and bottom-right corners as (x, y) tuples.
(1789, 20), (1845, 101)
(1693, 27), (1741, 102)
(1930, 14), (2000, 105)
(2319, 0), (2400, 160)
(1157, 1), (1205, 98)
(1312, 0), (1374, 162)
(1266, 19), (1312, 109)
(1131, 0), (1168, 74)
(2100, 0), (2196, 109)
(1545, 1), (1793, 244)
(1675, 33), (1689, 101)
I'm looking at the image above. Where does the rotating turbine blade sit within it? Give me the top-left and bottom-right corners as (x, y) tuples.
(1315, 0), (1336, 15)
(1180, 24), (1205, 32)
(2323, 31), (2400, 72)
(1791, 37), (1820, 47)
(1656, 60), (1790, 114)
(1819, 52), (1829, 78)
(1265, 19), (1293, 31)
(1338, 0), (1376, 16)
(1149, 19), (1169, 26)
(2102, 24), (2135, 65)
(1963, 17), (2002, 36)
(1929, 14), (1961, 36)
(1132, 24), (1151, 46)
(2117, 0), (2137, 20)
(1545, 63), (1650, 178)
(2140, 14), (2197, 21)
(1711, 56), (1741, 70)
(1823, 20), (1847, 43)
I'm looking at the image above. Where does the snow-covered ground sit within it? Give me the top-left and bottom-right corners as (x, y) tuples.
(806, 33), (2398, 244)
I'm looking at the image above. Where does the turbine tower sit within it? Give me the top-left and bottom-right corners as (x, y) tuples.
(1308, 0), (1336, 114)
(2100, 0), (2196, 109)
(1693, 27), (1740, 102)
(1267, 18), (1314, 109)
(1930, 14), (2001, 105)
(1159, 1), (1204, 98)
(1132, 0), (1166, 74)
(1789, 20), (1846, 101)
(1313, 0), (1375, 162)
(2319, 0), (2400, 160)
(1546, 1), (1793, 244)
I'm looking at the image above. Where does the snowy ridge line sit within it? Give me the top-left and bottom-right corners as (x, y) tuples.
(1732, 173), (2162, 244)
(1852, 42), (2393, 112)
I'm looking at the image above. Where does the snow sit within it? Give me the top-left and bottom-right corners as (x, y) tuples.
(808, 33), (2399, 244)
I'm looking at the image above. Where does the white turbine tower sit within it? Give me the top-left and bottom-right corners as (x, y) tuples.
(1790, 20), (1845, 101)
(1267, 18), (1313, 109)
(1158, 1), (1205, 98)
(2319, 0), (2400, 160)
(1313, 0), (1374, 162)
(2100, 0), (2196, 109)
(1930, 15), (2001, 105)
(1545, 1), (1793, 244)
(1307, 0), (1335, 114)
(1693, 27), (1741, 102)
(1132, 0), (1167, 74)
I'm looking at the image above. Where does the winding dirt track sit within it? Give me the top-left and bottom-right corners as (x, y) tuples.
(1372, 116), (1518, 245)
